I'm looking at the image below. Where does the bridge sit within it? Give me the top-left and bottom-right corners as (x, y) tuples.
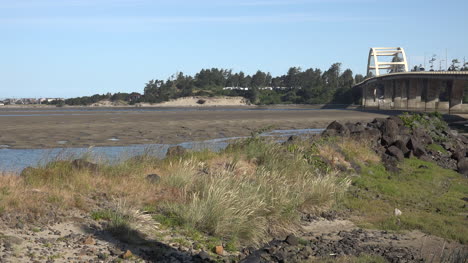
(354, 47), (468, 112)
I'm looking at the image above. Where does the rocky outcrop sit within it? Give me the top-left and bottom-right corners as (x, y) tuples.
(241, 230), (421, 263)
(323, 114), (468, 175)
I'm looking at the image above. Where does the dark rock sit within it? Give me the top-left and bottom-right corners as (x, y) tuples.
(381, 135), (395, 147)
(382, 154), (400, 173)
(388, 116), (404, 126)
(392, 140), (409, 154)
(240, 255), (262, 263)
(346, 122), (365, 134)
(283, 135), (299, 145)
(413, 128), (433, 145)
(452, 150), (467, 162)
(146, 174), (161, 183)
(71, 159), (98, 171)
(352, 127), (381, 142)
(380, 118), (399, 139)
(198, 251), (210, 260)
(166, 146), (187, 157)
(407, 137), (426, 158)
(369, 118), (386, 129)
(285, 234), (299, 246)
(387, 146), (404, 162)
(323, 121), (350, 137)
(458, 159), (468, 175)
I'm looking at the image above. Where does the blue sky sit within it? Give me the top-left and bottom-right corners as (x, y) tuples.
(0, 0), (467, 98)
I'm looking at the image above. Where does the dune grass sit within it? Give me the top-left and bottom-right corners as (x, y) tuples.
(0, 136), (351, 246)
(153, 137), (350, 245)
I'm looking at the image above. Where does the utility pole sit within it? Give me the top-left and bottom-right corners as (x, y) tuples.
(445, 49), (448, 71)
(439, 60), (445, 71)
(424, 53), (426, 69)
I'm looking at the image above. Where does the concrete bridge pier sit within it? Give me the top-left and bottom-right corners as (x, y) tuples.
(425, 79), (442, 110)
(450, 80), (465, 111)
(382, 80), (393, 109)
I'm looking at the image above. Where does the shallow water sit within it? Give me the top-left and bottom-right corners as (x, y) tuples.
(0, 128), (323, 173)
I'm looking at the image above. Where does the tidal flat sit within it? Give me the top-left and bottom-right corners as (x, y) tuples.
(0, 107), (395, 149)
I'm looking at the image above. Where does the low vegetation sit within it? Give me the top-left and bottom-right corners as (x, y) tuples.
(1, 117), (467, 257)
(343, 158), (468, 244)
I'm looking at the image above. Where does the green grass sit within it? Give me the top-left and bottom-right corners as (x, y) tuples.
(343, 158), (468, 243)
(427, 143), (449, 154)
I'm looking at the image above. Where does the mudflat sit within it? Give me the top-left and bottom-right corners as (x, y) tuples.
(0, 107), (396, 149)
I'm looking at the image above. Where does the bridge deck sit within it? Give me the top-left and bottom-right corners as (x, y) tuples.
(354, 71), (468, 88)
(354, 71), (468, 113)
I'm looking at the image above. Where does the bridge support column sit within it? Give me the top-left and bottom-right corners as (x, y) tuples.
(382, 80), (393, 109)
(393, 79), (406, 109)
(426, 79), (441, 110)
(363, 84), (377, 108)
(408, 79), (422, 110)
(450, 80), (465, 111)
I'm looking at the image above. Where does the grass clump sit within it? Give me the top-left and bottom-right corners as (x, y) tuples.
(155, 138), (350, 245)
(426, 143), (449, 154)
(343, 158), (468, 243)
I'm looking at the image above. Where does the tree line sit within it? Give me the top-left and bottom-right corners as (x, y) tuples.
(143, 63), (364, 105)
(48, 63), (369, 106)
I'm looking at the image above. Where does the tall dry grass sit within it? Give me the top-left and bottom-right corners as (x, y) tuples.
(0, 136), (374, 246)
(156, 138), (351, 245)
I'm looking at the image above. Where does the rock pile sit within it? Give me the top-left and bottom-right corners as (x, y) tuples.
(323, 114), (468, 175)
(242, 231), (421, 263)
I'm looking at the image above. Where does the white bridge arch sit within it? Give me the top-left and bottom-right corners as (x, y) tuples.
(367, 47), (408, 77)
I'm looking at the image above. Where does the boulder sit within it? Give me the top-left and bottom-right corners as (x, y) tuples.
(458, 159), (468, 175)
(381, 154), (400, 173)
(323, 121), (350, 137)
(351, 127), (381, 142)
(166, 146), (187, 157)
(285, 234), (299, 246)
(388, 116), (404, 126)
(392, 140), (410, 155)
(381, 135), (395, 147)
(452, 150), (466, 162)
(71, 159), (98, 171)
(387, 146), (404, 162)
(407, 137), (426, 158)
(413, 128), (433, 145)
(346, 122), (365, 134)
(197, 251), (211, 261)
(380, 118), (399, 140)
(368, 118), (387, 129)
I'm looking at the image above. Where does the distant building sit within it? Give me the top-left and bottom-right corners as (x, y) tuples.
(128, 92), (142, 102)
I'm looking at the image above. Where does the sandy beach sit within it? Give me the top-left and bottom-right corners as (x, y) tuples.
(0, 107), (400, 149)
